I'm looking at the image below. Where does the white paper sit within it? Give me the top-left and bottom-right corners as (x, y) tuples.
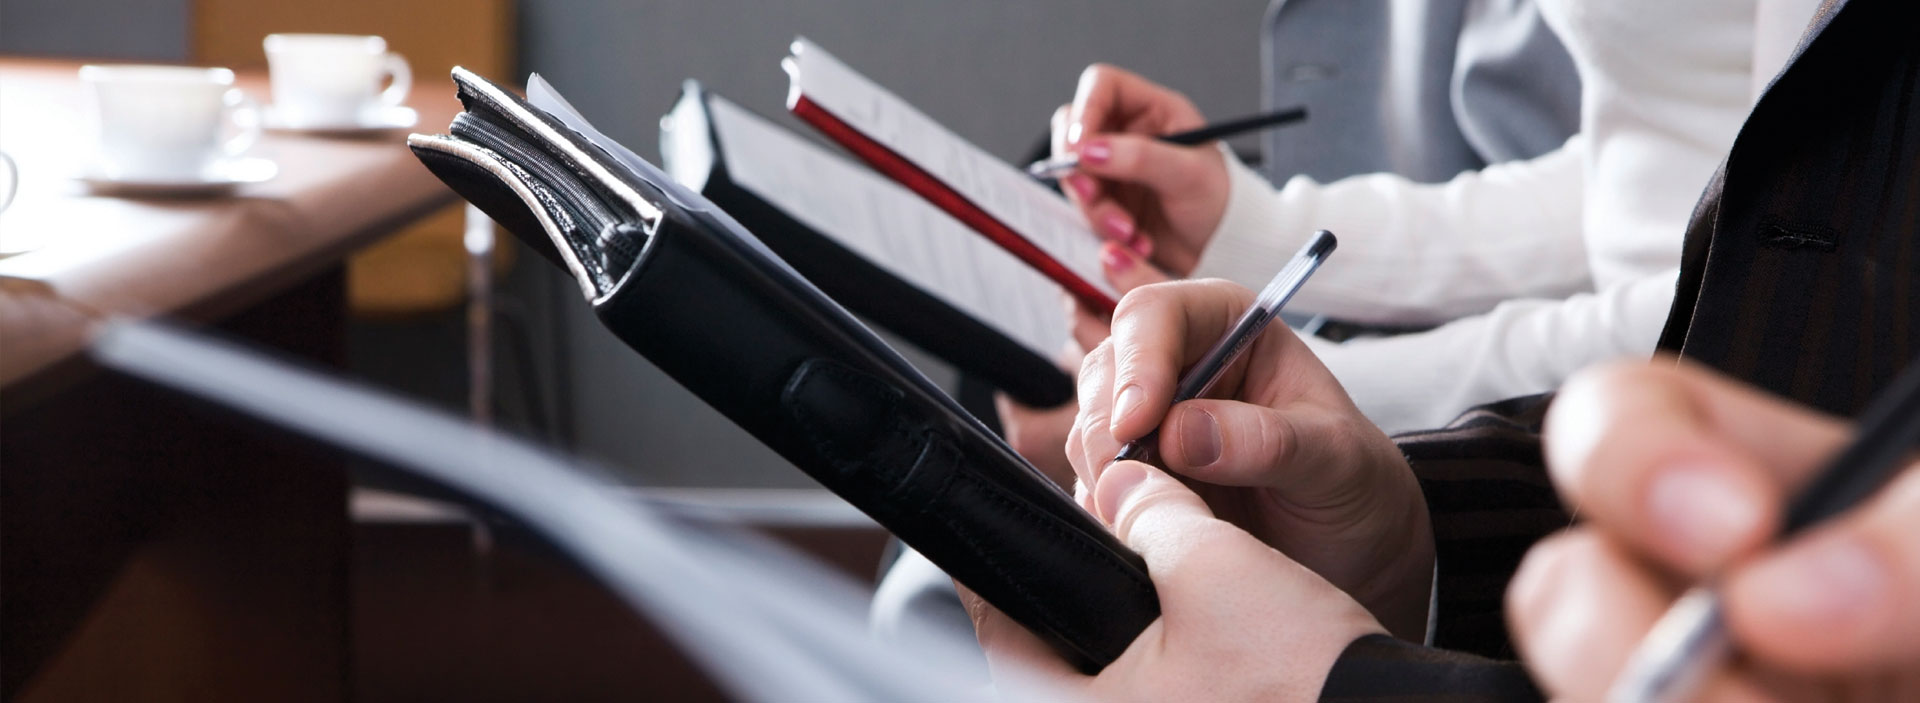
(783, 38), (1117, 301)
(668, 92), (1069, 361)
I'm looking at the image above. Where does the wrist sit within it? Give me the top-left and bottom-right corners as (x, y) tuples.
(1350, 469), (1436, 641)
(1188, 152), (1301, 289)
(1265, 439), (1436, 641)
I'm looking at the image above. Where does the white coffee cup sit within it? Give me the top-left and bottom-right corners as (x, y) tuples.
(79, 65), (263, 180)
(264, 34), (411, 126)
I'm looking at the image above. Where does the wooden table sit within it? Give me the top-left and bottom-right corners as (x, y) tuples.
(0, 57), (459, 396)
(0, 57), (460, 701)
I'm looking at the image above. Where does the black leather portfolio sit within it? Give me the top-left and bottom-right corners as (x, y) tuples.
(661, 82), (1073, 408)
(407, 68), (1156, 671)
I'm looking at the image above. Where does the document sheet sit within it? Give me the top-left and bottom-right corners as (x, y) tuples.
(783, 38), (1118, 301)
(666, 92), (1070, 361)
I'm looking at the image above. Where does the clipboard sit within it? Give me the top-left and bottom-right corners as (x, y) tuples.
(405, 67), (1158, 671)
(661, 82), (1073, 407)
(783, 38), (1120, 314)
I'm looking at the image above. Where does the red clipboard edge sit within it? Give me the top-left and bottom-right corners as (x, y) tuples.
(789, 95), (1118, 315)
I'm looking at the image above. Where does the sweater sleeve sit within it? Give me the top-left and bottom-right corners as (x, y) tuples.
(1307, 268), (1677, 435)
(1192, 135), (1590, 326)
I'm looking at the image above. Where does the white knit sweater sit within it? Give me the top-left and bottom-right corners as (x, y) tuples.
(1191, 0), (1820, 433)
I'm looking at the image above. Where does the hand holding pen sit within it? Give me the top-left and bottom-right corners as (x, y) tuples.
(1049, 65), (1304, 278)
(1111, 231), (1333, 464)
(1065, 233), (1446, 641)
(1029, 107), (1307, 180)
(1508, 357), (1920, 702)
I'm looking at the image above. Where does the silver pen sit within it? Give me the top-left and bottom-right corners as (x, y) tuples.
(1607, 354), (1920, 702)
(1027, 107), (1307, 180)
(1112, 230), (1335, 464)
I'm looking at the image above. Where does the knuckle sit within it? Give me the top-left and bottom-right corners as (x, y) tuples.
(1076, 341), (1112, 383)
(1254, 409), (1298, 470)
(1110, 340), (1152, 384)
(1193, 277), (1250, 299)
(1115, 282), (1170, 317)
(1562, 359), (1672, 404)
(1072, 401), (1110, 442)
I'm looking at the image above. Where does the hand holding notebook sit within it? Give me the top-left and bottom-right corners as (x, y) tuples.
(408, 68), (1158, 671)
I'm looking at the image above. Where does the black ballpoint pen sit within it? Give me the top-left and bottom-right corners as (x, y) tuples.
(1112, 230), (1335, 465)
(1027, 107), (1308, 179)
(1607, 352), (1920, 703)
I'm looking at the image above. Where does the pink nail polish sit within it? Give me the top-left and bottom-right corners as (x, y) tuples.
(1130, 233), (1153, 257)
(1101, 242), (1133, 272)
(1081, 139), (1112, 165)
(1101, 213), (1134, 241)
(1065, 174), (1097, 201)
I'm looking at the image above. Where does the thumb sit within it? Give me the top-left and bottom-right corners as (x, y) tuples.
(1100, 241), (1173, 294)
(1075, 133), (1220, 198)
(1157, 398), (1372, 498)
(1093, 460), (1219, 568)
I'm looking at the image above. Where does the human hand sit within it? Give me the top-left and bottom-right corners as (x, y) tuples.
(997, 337), (1093, 487)
(1510, 359), (1920, 700)
(968, 459), (1385, 702)
(1070, 279), (1434, 640)
(1002, 243), (1177, 483)
(1052, 64), (1229, 277)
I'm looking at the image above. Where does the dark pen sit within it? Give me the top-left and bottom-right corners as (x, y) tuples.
(1112, 230), (1335, 465)
(1607, 351), (1920, 703)
(1028, 107), (1308, 179)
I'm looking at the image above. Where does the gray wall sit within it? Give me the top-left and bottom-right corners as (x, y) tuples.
(0, 0), (190, 60)
(519, 0), (1270, 487)
(0, 0), (1271, 488)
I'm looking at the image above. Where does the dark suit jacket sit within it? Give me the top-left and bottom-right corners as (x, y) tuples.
(1319, 0), (1920, 698)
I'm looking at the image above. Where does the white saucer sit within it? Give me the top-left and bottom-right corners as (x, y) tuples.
(263, 105), (419, 134)
(77, 157), (278, 196)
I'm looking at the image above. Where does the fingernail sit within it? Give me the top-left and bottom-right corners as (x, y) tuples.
(1081, 139), (1112, 165)
(1506, 537), (1571, 623)
(1647, 465), (1764, 564)
(1112, 384), (1144, 429)
(1130, 232), (1153, 257)
(1064, 174), (1097, 201)
(1178, 408), (1222, 468)
(1101, 212), (1135, 242)
(1741, 533), (1886, 628)
(1094, 460), (1150, 525)
(1101, 242), (1134, 273)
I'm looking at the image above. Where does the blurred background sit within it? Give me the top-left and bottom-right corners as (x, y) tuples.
(0, 0), (1265, 700)
(2, 0), (1267, 486)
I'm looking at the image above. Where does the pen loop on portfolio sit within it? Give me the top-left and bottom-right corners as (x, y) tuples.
(1111, 230), (1335, 465)
(1607, 352), (1920, 703)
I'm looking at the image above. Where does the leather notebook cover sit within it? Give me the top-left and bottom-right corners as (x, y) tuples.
(407, 68), (1156, 671)
(661, 82), (1072, 408)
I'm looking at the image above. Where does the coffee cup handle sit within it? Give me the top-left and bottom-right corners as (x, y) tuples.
(0, 152), (17, 215)
(378, 53), (412, 108)
(222, 89), (263, 157)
